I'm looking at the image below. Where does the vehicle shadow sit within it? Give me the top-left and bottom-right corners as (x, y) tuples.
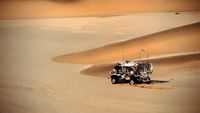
(113, 80), (170, 85)
(150, 80), (170, 84)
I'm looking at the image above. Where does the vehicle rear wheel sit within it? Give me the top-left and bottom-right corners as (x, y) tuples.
(111, 77), (118, 84)
(129, 79), (135, 85)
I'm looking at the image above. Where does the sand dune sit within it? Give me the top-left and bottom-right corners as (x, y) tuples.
(80, 51), (200, 77)
(1, 0), (200, 19)
(53, 21), (200, 108)
(53, 22), (200, 64)
(0, 15), (200, 113)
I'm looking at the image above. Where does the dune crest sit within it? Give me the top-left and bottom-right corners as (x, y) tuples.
(80, 51), (200, 77)
(53, 22), (200, 64)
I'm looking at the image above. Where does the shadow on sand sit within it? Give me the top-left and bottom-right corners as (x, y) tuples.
(112, 79), (171, 89)
(150, 80), (170, 84)
(110, 79), (170, 84)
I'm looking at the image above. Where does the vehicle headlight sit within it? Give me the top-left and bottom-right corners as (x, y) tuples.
(130, 71), (134, 74)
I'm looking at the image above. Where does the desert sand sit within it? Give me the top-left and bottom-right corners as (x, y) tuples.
(53, 22), (200, 64)
(1, 0), (200, 19)
(0, 13), (200, 113)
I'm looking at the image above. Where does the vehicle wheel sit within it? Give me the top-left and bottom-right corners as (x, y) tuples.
(111, 77), (118, 84)
(147, 76), (151, 81)
(146, 76), (151, 84)
(129, 79), (135, 85)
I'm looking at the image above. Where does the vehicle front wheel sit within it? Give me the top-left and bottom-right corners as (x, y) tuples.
(129, 79), (135, 85)
(146, 76), (151, 84)
(111, 77), (118, 84)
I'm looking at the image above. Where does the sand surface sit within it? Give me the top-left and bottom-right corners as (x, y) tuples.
(1, 0), (200, 19)
(53, 22), (200, 64)
(0, 14), (200, 113)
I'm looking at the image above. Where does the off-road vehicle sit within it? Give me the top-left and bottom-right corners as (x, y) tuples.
(110, 60), (153, 85)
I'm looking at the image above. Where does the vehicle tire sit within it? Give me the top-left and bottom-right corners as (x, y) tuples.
(147, 76), (151, 80)
(129, 79), (135, 85)
(111, 77), (118, 84)
(146, 76), (151, 84)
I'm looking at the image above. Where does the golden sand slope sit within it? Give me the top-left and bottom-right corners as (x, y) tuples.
(53, 22), (200, 64)
(0, 18), (200, 113)
(0, 0), (200, 19)
(80, 52), (200, 77)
